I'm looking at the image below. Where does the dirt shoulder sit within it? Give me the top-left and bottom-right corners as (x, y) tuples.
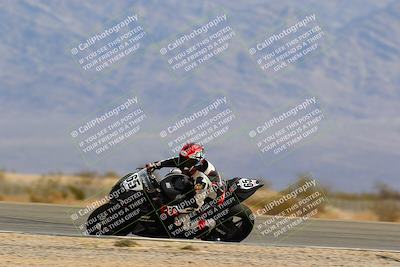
(0, 233), (399, 267)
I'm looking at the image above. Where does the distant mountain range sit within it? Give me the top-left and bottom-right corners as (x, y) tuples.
(0, 0), (399, 192)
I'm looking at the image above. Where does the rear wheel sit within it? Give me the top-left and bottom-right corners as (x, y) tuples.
(207, 204), (254, 242)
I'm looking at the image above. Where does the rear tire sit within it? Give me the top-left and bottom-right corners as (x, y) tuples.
(211, 204), (254, 242)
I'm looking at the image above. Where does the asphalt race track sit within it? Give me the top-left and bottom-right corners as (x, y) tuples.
(0, 201), (399, 251)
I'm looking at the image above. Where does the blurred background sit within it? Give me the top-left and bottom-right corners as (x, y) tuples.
(0, 0), (399, 221)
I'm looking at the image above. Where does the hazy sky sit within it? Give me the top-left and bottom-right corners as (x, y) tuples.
(0, 0), (399, 192)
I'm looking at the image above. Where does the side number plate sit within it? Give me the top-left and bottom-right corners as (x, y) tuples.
(122, 173), (143, 191)
(237, 178), (259, 190)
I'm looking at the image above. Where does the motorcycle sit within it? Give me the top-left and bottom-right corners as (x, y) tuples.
(85, 167), (263, 242)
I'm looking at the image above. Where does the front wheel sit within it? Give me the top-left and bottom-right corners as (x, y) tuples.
(86, 202), (133, 236)
(86, 203), (114, 236)
(205, 204), (254, 242)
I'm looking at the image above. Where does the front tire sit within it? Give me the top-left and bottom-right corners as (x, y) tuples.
(86, 203), (113, 236)
(86, 202), (132, 236)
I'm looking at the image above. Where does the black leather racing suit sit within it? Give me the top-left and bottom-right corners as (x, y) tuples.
(154, 157), (222, 230)
(152, 156), (221, 230)
(153, 156), (218, 180)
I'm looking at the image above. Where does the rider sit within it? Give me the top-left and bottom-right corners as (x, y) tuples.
(146, 143), (222, 231)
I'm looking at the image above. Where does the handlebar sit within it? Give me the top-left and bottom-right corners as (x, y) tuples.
(136, 166), (157, 180)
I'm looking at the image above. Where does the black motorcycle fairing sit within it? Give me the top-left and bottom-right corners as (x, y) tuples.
(107, 170), (157, 204)
(108, 173), (136, 202)
(227, 177), (263, 202)
(86, 168), (264, 242)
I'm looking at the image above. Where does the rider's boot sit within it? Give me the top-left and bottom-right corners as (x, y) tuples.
(198, 218), (216, 230)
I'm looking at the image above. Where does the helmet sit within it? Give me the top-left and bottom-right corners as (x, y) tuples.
(179, 143), (204, 160)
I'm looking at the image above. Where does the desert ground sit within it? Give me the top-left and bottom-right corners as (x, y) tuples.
(0, 232), (399, 267)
